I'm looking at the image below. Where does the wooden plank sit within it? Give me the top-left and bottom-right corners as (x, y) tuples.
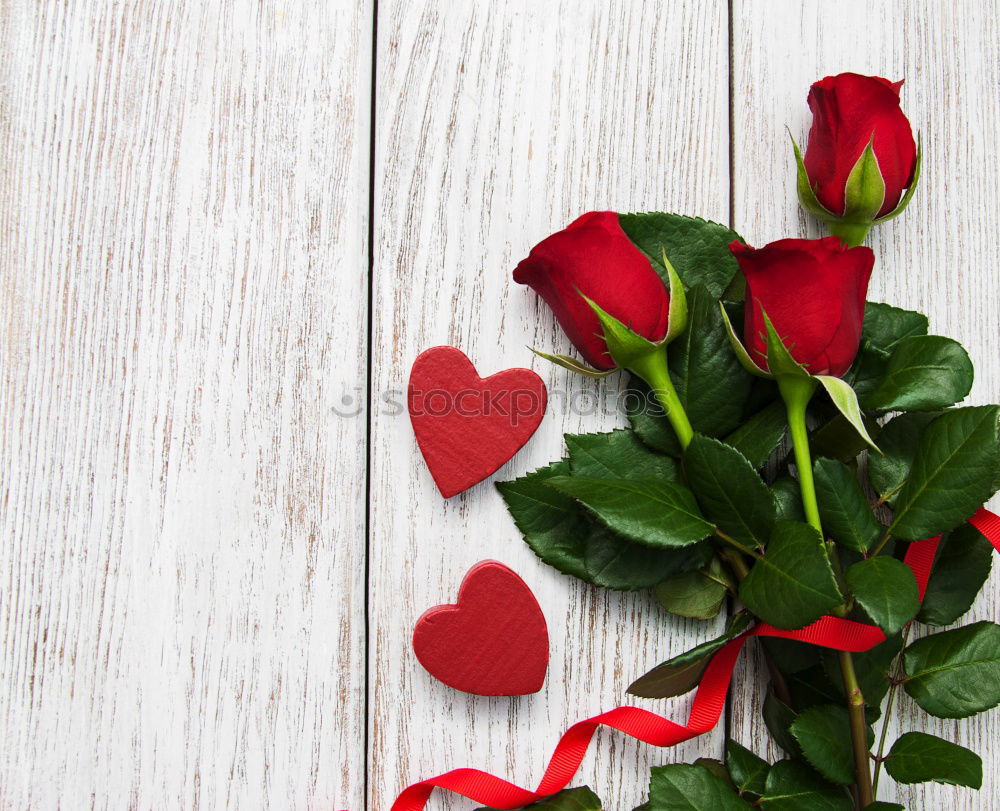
(369, 1), (730, 807)
(0, 2), (371, 807)
(731, 1), (1000, 806)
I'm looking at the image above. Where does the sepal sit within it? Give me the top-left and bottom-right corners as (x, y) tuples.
(762, 311), (812, 380)
(790, 131), (839, 222)
(815, 374), (880, 452)
(843, 137), (887, 223)
(529, 348), (615, 378)
(792, 130), (922, 244)
(583, 294), (662, 370)
(662, 250), (689, 343)
(875, 132), (923, 223)
(824, 137), (886, 246)
(718, 302), (771, 378)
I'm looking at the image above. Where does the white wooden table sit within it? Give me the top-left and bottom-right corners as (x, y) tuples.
(2, 1), (997, 808)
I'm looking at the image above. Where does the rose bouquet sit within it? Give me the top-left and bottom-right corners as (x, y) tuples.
(496, 74), (999, 810)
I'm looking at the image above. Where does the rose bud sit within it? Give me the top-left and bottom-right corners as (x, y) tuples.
(513, 211), (670, 370)
(729, 237), (874, 377)
(794, 73), (920, 246)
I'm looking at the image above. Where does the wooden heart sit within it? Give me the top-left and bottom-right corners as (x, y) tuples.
(413, 561), (549, 696)
(408, 346), (547, 497)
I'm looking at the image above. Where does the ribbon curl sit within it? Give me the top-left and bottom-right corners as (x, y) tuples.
(391, 508), (999, 811)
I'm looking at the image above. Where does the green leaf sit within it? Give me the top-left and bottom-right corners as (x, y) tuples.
(478, 786), (604, 811)
(759, 760), (852, 810)
(889, 406), (1000, 540)
(903, 621), (1000, 718)
(669, 286), (755, 436)
(584, 530), (711, 591)
(726, 741), (769, 797)
(846, 557), (920, 635)
(617, 212), (744, 298)
(497, 461), (709, 590)
(684, 434), (775, 548)
(862, 335), (974, 411)
(809, 412), (881, 464)
(771, 476), (807, 523)
(867, 412), (938, 505)
(566, 429), (677, 481)
(815, 375), (879, 451)
(790, 705), (873, 785)
(847, 301), (928, 399)
(884, 731), (982, 788)
(497, 460), (590, 580)
(843, 138), (886, 221)
(918, 523), (994, 626)
(739, 521), (843, 629)
(628, 613), (752, 698)
(786, 665), (843, 712)
(721, 268), (746, 301)
(864, 804), (904, 811)
(763, 638), (821, 675)
(762, 690), (801, 756)
(695, 758), (737, 791)
(860, 302), (929, 356)
(813, 458), (883, 552)
(648, 763), (751, 810)
(724, 401), (787, 468)
(546, 475), (712, 549)
(848, 349), (890, 398)
(654, 556), (732, 620)
(530, 349), (615, 379)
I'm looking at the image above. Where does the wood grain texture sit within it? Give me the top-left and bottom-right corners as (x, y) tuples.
(4, 1), (999, 808)
(731, 1), (1000, 807)
(369, 1), (730, 807)
(0, 1), (371, 808)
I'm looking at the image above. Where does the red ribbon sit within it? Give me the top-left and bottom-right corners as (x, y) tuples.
(390, 508), (999, 811)
(970, 508), (1000, 554)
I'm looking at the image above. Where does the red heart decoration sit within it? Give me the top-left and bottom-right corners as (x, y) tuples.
(408, 347), (547, 497)
(413, 561), (549, 696)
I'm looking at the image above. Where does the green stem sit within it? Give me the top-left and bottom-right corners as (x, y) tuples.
(629, 349), (694, 449)
(715, 529), (761, 560)
(777, 376), (822, 531)
(840, 652), (874, 808)
(872, 624), (913, 796)
(828, 220), (872, 248)
(632, 351), (802, 761)
(636, 350), (796, 712)
(870, 529), (893, 558)
(719, 546), (751, 579)
(777, 374), (874, 809)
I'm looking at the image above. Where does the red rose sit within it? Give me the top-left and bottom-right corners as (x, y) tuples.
(513, 212), (669, 370)
(730, 237), (874, 377)
(804, 73), (917, 218)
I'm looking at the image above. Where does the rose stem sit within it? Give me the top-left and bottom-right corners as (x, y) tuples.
(872, 623), (913, 796)
(778, 374), (874, 809)
(628, 350), (694, 449)
(634, 352), (793, 705)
